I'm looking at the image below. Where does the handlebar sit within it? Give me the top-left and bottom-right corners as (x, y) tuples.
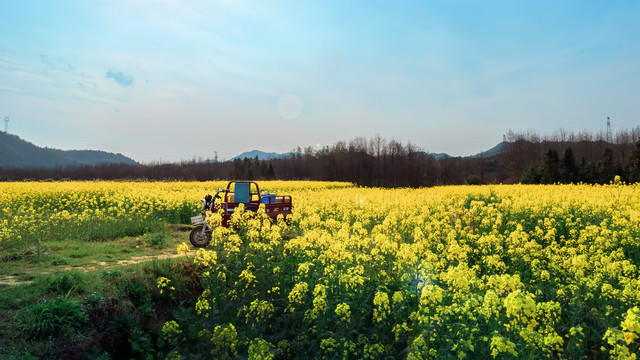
(213, 189), (229, 199)
(202, 189), (232, 210)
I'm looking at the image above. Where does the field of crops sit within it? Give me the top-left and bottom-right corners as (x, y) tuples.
(1, 180), (639, 359)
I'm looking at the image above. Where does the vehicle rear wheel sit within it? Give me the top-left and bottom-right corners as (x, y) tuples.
(190, 225), (211, 248)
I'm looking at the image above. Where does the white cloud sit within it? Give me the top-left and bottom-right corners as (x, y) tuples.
(106, 70), (134, 87)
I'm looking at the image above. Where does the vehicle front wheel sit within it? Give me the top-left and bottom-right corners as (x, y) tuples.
(189, 225), (212, 248)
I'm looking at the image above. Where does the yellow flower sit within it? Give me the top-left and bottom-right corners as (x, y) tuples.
(248, 338), (274, 360)
(162, 320), (182, 345)
(335, 302), (351, 323)
(194, 248), (217, 268)
(195, 297), (211, 316)
(157, 276), (172, 294)
(490, 335), (518, 358)
(373, 290), (390, 322)
(177, 242), (190, 255)
(210, 323), (237, 358)
(287, 282), (309, 311)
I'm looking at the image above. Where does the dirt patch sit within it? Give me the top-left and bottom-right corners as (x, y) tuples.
(172, 224), (195, 232)
(0, 251), (198, 286)
(115, 251), (196, 266)
(1, 226), (200, 286)
(0, 275), (33, 286)
(54, 250), (198, 273)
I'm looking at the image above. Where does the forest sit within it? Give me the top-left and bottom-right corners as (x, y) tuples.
(2, 128), (640, 186)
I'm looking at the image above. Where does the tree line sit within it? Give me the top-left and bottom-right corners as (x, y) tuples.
(517, 142), (640, 184)
(2, 128), (640, 186)
(503, 127), (640, 184)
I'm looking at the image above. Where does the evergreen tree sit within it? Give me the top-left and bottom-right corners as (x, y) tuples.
(599, 148), (616, 184)
(577, 157), (588, 183)
(627, 141), (640, 183)
(560, 147), (577, 183)
(541, 149), (560, 184)
(268, 163), (276, 180)
(520, 167), (541, 184)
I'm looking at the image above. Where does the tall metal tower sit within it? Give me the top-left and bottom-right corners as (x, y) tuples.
(3, 116), (8, 133)
(606, 116), (612, 143)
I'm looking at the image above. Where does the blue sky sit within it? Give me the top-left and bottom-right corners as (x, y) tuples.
(1, 1), (639, 163)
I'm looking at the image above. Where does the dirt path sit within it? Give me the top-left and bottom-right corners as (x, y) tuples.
(0, 249), (198, 286)
(0, 275), (27, 286)
(68, 250), (198, 271)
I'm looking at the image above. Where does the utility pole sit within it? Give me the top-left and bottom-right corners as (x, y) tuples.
(3, 116), (8, 133)
(606, 116), (612, 143)
(214, 151), (219, 163)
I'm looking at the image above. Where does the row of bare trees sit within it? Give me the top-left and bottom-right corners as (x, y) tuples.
(270, 137), (436, 187)
(2, 128), (639, 186)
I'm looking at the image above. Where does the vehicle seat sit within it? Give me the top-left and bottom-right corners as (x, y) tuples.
(234, 182), (251, 203)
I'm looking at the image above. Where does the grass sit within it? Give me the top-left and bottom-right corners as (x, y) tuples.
(0, 224), (197, 315)
(0, 224), (189, 288)
(0, 224), (203, 358)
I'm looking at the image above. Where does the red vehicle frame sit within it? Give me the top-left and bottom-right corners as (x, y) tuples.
(218, 181), (292, 226)
(189, 181), (292, 247)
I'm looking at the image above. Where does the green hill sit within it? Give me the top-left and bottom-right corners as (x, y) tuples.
(0, 131), (138, 169)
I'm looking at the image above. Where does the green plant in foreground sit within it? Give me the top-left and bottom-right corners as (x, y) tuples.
(82, 291), (106, 309)
(121, 278), (154, 315)
(14, 297), (88, 339)
(147, 229), (168, 248)
(44, 270), (87, 295)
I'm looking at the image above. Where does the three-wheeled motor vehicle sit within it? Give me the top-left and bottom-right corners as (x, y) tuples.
(189, 181), (292, 247)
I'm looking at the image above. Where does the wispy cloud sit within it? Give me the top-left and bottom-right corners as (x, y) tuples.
(40, 54), (74, 72)
(106, 70), (134, 87)
(39, 54), (52, 66)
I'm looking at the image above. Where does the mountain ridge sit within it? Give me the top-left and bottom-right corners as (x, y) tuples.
(0, 132), (138, 169)
(230, 143), (511, 162)
(1, 131), (509, 169)
(229, 150), (289, 161)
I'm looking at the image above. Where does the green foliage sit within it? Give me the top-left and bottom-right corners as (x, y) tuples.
(107, 314), (137, 339)
(48, 256), (70, 266)
(627, 140), (640, 182)
(520, 167), (540, 184)
(0, 245), (200, 358)
(106, 314), (156, 359)
(15, 297), (88, 339)
(82, 291), (107, 309)
(465, 174), (485, 185)
(147, 230), (167, 248)
(560, 147), (578, 183)
(121, 278), (153, 314)
(101, 269), (122, 280)
(541, 148), (560, 184)
(87, 347), (113, 360)
(521, 146), (629, 184)
(0, 350), (39, 360)
(44, 270), (87, 295)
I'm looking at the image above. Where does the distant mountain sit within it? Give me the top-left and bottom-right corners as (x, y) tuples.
(231, 143), (510, 163)
(429, 152), (451, 160)
(0, 131), (138, 169)
(470, 141), (510, 158)
(229, 150), (289, 161)
(420, 142), (509, 160)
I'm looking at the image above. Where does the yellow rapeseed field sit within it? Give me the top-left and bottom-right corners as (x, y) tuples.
(1, 180), (639, 358)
